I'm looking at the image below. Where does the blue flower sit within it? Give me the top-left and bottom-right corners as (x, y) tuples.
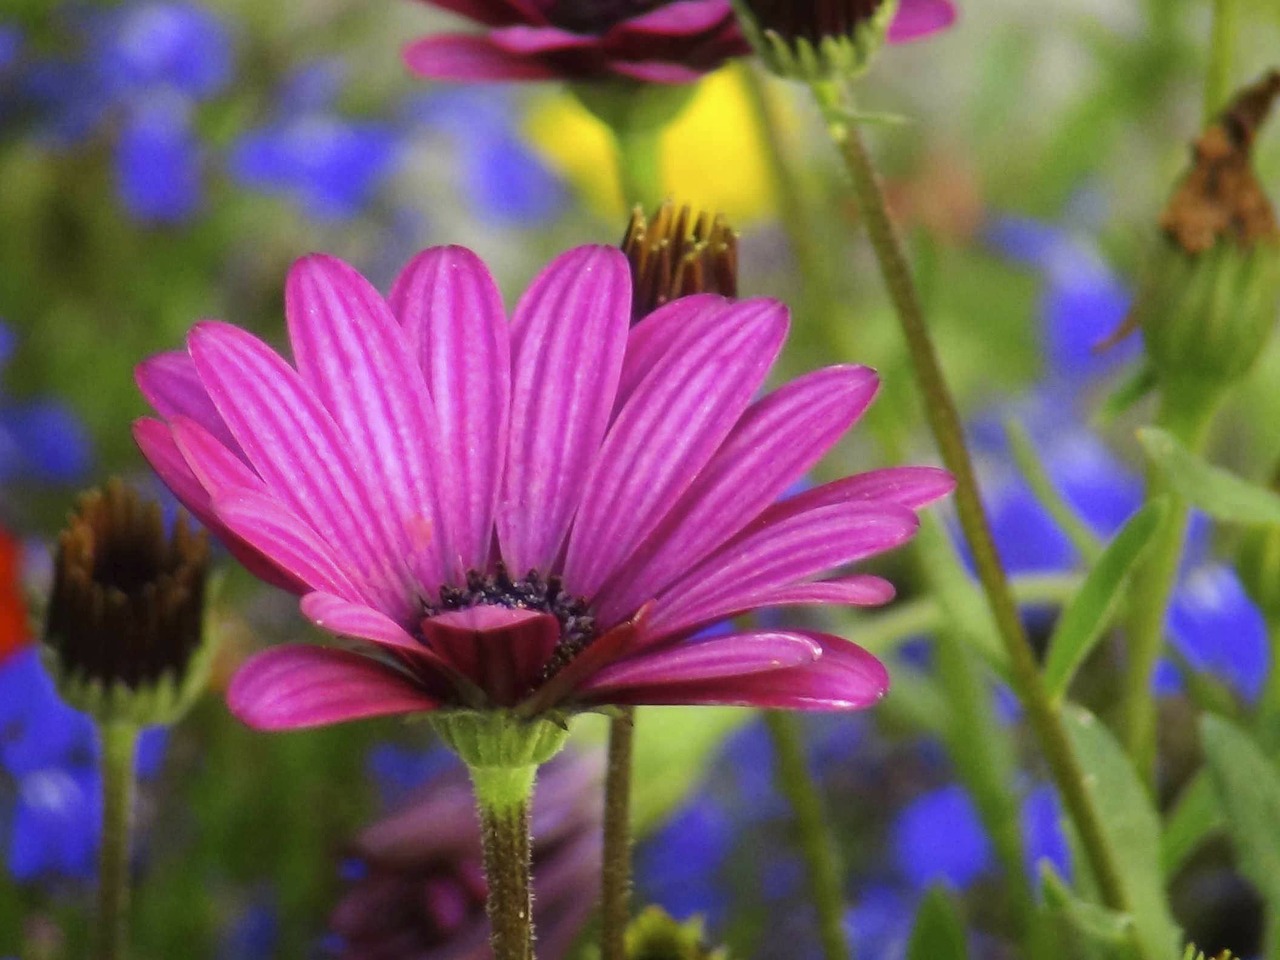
(216, 899), (278, 960)
(403, 88), (566, 227)
(985, 213), (1139, 381)
(229, 64), (400, 221)
(0, 323), (92, 484)
(0, 648), (167, 883)
(890, 784), (993, 891)
(366, 743), (453, 809)
(1021, 784), (1070, 885)
(91, 2), (232, 102)
(845, 884), (914, 960)
(0, 25), (21, 73)
(635, 794), (733, 928)
(114, 94), (203, 224)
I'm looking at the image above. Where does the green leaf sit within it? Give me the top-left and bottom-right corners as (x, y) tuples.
(1043, 500), (1168, 701)
(1096, 362), (1157, 427)
(1040, 865), (1141, 960)
(1199, 715), (1280, 909)
(1161, 771), (1224, 880)
(1138, 428), (1280, 526)
(1063, 706), (1182, 960)
(907, 887), (970, 960)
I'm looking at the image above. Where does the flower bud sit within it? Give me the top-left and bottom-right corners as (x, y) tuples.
(623, 906), (732, 960)
(732, 0), (902, 83)
(1136, 71), (1280, 399)
(621, 200), (738, 322)
(44, 479), (214, 727)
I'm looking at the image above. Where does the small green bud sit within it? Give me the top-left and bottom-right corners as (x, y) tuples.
(624, 906), (732, 960)
(731, 0), (900, 83)
(1136, 71), (1280, 399)
(43, 480), (214, 727)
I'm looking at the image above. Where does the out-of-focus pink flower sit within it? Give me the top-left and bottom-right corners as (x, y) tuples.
(330, 750), (602, 959)
(135, 244), (953, 730)
(403, 0), (956, 85)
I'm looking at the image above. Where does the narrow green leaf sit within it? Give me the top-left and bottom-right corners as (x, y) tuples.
(1161, 771), (1224, 880)
(1043, 500), (1168, 701)
(1138, 428), (1280, 526)
(1040, 865), (1141, 960)
(1006, 419), (1104, 563)
(907, 887), (969, 960)
(1200, 715), (1280, 909)
(1097, 361), (1157, 427)
(1063, 706), (1182, 960)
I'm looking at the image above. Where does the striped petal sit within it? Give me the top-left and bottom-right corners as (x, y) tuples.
(498, 247), (631, 574)
(135, 351), (240, 454)
(389, 247), (510, 572)
(563, 298), (787, 598)
(286, 254), (452, 585)
(595, 632), (889, 710)
(646, 502), (919, 639)
(300, 591), (460, 678)
(169, 415), (265, 499)
(228, 645), (439, 731)
(595, 365), (881, 625)
(793, 468), (956, 512)
(582, 631), (820, 693)
(188, 321), (415, 616)
(420, 606), (561, 707)
(754, 575), (897, 608)
(615, 294), (731, 408)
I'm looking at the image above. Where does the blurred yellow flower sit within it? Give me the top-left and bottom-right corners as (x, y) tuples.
(524, 65), (784, 224)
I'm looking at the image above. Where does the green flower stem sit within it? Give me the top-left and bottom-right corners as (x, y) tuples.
(601, 708), (636, 960)
(764, 711), (852, 960)
(808, 78), (1131, 917)
(1206, 0), (1240, 123)
(468, 764), (539, 960)
(612, 120), (665, 209)
(96, 721), (139, 960)
(1121, 389), (1220, 788)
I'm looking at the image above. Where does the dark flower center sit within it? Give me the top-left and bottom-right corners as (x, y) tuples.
(423, 565), (597, 680)
(744, 0), (887, 43)
(545, 0), (668, 34)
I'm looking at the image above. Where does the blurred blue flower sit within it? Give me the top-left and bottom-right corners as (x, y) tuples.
(114, 95), (202, 223)
(230, 63), (400, 221)
(216, 899), (278, 960)
(0, 323), (92, 484)
(985, 214), (1139, 381)
(890, 784), (992, 891)
(635, 794), (733, 928)
(845, 884), (914, 960)
(0, 647), (166, 883)
(1021, 784), (1071, 885)
(403, 88), (566, 227)
(91, 1), (232, 101)
(0, 25), (20, 72)
(366, 743), (453, 809)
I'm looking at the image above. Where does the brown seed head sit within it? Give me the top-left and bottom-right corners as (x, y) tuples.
(621, 201), (738, 322)
(45, 479), (210, 689)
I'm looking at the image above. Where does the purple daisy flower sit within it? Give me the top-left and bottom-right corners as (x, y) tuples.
(329, 750), (601, 959)
(403, 0), (955, 85)
(133, 245), (951, 729)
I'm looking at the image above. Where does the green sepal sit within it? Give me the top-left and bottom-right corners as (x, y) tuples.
(432, 709), (569, 805)
(731, 0), (900, 84)
(622, 906), (731, 960)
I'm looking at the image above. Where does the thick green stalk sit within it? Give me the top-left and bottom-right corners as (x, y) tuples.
(95, 721), (139, 960)
(764, 711), (851, 960)
(1121, 389), (1220, 787)
(600, 709), (636, 960)
(809, 79), (1131, 918)
(469, 764), (539, 960)
(613, 121), (665, 209)
(1205, 0), (1239, 123)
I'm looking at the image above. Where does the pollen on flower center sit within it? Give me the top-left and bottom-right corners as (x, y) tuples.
(423, 565), (598, 679)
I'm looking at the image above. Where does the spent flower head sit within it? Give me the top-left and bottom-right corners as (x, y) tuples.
(622, 200), (738, 321)
(44, 480), (213, 726)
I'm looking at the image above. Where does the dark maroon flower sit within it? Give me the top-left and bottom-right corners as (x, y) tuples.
(330, 750), (602, 960)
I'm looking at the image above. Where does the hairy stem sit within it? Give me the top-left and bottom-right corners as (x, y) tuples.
(601, 708), (636, 960)
(810, 79), (1132, 919)
(95, 722), (139, 960)
(469, 765), (538, 960)
(765, 711), (851, 960)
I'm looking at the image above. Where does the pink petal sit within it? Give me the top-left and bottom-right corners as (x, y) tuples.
(420, 606), (562, 707)
(498, 247), (632, 575)
(583, 631), (820, 693)
(488, 25), (597, 54)
(133, 419), (303, 593)
(188, 321), (415, 616)
(597, 631), (889, 710)
(169, 415), (266, 499)
(757, 575), (897, 608)
(788, 467), (956, 512)
(563, 298), (788, 598)
(646, 502), (919, 639)
(888, 0), (958, 43)
(606, 0), (732, 36)
(228, 645), (438, 731)
(212, 488), (366, 601)
(135, 351), (241, 455)
(300, 591), (461, 678)
(286, 254), (453, 587)
(421, 0), (550, 28)
(403, 34), (562, 82)
(389, 247), (510, 572)
(596, 364), (881, 626)
(616, 294), (731, 408)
